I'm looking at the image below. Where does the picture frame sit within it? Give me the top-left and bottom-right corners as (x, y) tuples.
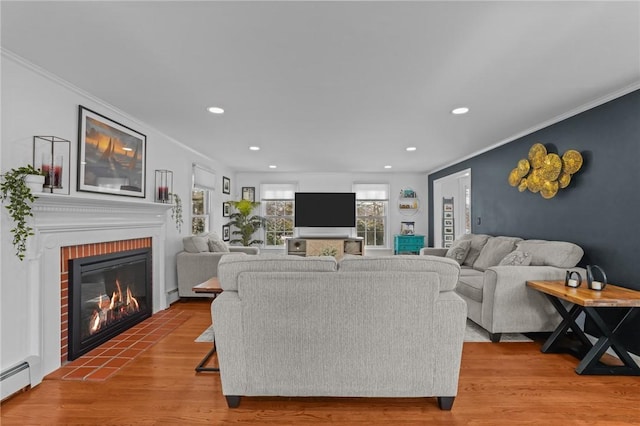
(444, 219), (453, 227)
(223, 201), (230, 217)
(222, 176), (230, 194)
(444, 226), (454, 234)
(222, 224), (230, 242)
(444, 235), (454, 242)
(444, 203), (453, 212)
(444, 211), (453, 219)
(400, 221), (415, 235)
(78, 106), (146, 197)
(242, 186), (255, 202)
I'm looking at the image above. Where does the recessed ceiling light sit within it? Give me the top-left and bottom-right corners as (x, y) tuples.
(451, 107), (469, 115)
(406, 147), (417, 152)
(384, 165), (392, 169)
(207, 106), (224, 114)
(269, 165), (277, 169)
(249, 146), (260, 151)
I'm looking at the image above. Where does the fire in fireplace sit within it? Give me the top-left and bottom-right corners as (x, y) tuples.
(68, 248), (152, 360)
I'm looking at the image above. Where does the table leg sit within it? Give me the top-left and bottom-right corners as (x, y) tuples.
(541, 295), (592, 353)
(195, 333), (219, 373)
(575, 307), (640, 375)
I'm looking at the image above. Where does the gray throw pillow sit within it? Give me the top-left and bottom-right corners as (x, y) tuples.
(445, 239), (472, 265)
(498, 250), (532, 266)
(182, 236), (209, 253)
(203, 232), (230, 253)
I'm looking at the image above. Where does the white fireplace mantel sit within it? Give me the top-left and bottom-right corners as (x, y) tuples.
(27, 193), (173, 381)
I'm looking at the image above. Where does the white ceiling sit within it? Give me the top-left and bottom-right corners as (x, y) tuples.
(2, 1), (639, 174)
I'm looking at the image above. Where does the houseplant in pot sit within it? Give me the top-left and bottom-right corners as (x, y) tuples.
(0, 165), (43, 260)
(227, 199), (265, 246)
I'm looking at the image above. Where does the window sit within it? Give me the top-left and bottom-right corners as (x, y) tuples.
(261, 183), (297, 247)
(191, 164), (215, 235)
(354, 183), (389, 247)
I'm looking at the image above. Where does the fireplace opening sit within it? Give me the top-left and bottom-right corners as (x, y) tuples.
(68, 248), (152, 360)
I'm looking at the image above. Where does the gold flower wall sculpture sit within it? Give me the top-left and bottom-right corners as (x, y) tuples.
(508, 143), (583, 199)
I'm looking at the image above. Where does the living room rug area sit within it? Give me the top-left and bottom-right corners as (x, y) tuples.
(195, 320), (532, 343)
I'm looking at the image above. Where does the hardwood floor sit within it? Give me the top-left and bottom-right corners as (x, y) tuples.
(2, 300), (639, 425)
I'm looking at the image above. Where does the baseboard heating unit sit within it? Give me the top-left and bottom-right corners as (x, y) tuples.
(1, 357), (42, 402)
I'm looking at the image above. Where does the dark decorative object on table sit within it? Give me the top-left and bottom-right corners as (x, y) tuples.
(565, 270), (582, 288)
(586, 265), (607, 291)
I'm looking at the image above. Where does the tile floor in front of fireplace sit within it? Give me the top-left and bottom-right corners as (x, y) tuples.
(46, 309), (190, 382)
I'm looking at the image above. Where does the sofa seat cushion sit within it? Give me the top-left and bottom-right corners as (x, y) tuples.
(338, 255), (460, 291)
(516, 240), (584, 267)
(218, 254), (338, 291)
(459, 234), (491, 267)
(473, 236), (523, 271)
(456, 273), (484, 303)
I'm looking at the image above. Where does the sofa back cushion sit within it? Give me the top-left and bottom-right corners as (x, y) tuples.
(202, 232), (230, 253)
(459, 234), (491, 267)
(183, 236), (209, 253)
(218, 254), (338, 291)
(515, 240), (584, 267)
(473, 236), (523, 271)
(338, 255), (460, 291)
(445, 239), (472, 265)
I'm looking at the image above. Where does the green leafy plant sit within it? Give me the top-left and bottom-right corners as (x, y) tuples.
(0, 165), (42, 260)
(227, 199), (265, 246)
(320, 247), (339, 257)
(170, 193), (183, 233)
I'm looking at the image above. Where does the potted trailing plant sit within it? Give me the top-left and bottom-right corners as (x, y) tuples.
(227, 199), (265, 246)
(170, 193), (183, 233)
(0, 165), (43, 260)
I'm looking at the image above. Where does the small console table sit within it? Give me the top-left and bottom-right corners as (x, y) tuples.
(192, 277), (222, 373)
(393, 234), (425, 255)
(527, 280), (640, 376)
(286, 237), (364, 258)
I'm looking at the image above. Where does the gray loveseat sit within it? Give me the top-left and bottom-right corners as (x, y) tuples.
(421, 234), (585, 342)
(176, 233), (259, 297)
(212, 254), (467, 410)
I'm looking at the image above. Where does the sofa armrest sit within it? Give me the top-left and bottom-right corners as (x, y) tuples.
(212, 292), (246, 395)
(481, 265), (586, 333)
(229, 246), (260, 255)
(420, 247), (447, 257)
(176, 251), (228, 297)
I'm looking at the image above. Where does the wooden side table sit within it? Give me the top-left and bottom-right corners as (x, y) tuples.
(527, 280), (640, 375)
(192, 277), (222, 372)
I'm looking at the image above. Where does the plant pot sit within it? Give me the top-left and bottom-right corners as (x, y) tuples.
(24, 174), (45, 192)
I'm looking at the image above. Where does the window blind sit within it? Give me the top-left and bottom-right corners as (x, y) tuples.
(192, 164), (216, 191)
(353, 183), (389, 200)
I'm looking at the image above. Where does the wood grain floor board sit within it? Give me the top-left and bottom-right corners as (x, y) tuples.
(2, 300), (639, 425)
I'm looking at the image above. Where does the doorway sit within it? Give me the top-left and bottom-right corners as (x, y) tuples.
(432, 169), (471, 248)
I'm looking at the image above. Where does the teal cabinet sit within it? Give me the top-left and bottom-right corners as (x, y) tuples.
(394, 235), (425, 255)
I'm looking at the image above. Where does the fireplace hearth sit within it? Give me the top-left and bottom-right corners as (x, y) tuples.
(68, 248), (152, 360)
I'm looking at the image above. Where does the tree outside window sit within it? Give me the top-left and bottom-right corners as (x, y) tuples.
(356, 200), (386, 246)
(264, 200), (294, 246)
(191, 188), (209, 234)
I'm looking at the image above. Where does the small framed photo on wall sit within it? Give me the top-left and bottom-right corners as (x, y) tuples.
(444, 219), (453, 227)
(223, 201), (230, 217)
(222, 224), (230, 241)
(222, 176), (230, 194)
(400, 221), (415, 235)
(242, 187), (255, 202)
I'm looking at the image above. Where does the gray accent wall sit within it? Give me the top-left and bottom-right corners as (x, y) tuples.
(428, 89), (640, 355)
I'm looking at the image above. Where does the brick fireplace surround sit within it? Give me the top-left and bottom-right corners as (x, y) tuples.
(26, 194), (172, 385)
(60, 237), (152, 363)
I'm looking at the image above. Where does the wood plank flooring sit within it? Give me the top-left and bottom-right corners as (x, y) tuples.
(2, 300), (639, 425)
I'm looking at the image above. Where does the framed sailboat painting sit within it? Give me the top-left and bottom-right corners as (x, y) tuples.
(78, 106), (147, 198)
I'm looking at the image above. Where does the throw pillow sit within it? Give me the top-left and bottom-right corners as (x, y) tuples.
(202, 232), (230, 253)
(498, 250), (532, 266)
(445, 239), (472, 265)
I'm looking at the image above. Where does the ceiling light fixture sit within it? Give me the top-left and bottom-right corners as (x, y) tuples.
(406, 147), (417, 152)
(249, 146), (260, 151)
(384, 165), (392, 169)
(207, 106), (224, 114)
(269, 165), (277, 169)
(451, 107), (469, 115)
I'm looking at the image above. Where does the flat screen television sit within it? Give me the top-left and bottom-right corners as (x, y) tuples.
(294, 192), (356, 227)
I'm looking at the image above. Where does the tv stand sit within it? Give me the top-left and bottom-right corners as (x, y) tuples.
(286, 237), (364, 258)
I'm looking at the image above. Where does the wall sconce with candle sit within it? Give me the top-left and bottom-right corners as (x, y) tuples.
(33, 136), (71, 194)
(155, 169), (173, 203)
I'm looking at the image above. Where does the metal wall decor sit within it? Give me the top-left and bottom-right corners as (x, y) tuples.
(442, 197), (455, 248)
(508, 143), (583, 199)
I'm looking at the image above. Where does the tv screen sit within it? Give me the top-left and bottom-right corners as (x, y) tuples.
(294, 192), (356, 227)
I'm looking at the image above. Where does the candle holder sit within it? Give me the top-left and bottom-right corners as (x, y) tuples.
(155, 170), (173, 203)
(33, 136), (71, 194)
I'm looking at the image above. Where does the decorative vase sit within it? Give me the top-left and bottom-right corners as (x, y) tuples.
(24, 174), (45, 192)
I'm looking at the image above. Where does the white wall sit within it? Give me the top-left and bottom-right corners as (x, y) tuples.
(236, 172), (429, 254)
(0, 52), (234, 372)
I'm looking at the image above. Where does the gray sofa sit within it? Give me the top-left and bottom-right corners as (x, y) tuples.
(176, 233), (259, 297)
(421, 234), (585, 342)
(212, 254), (467, 410)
